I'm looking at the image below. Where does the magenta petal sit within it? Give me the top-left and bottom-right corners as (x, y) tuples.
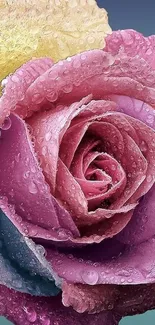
(117, 184), (155, 245)
(0, 113), (79, 239)
(0, 285), (120, 325)
(47, 235), (155, 285)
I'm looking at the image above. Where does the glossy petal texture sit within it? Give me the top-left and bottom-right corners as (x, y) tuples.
(1, 28), (155, 319)
(117, 185), (155, 245)
(28, 96), (91, 192)
(106, 95), (155, 245)
(0, 0), (111, 82)
(62, 281), (119, 313)
(63, 280), (155, 317)
(47, 236), (155, 285)
(0, 285), (120, 325)
(0, 209), (60, 295)
(0, 113), (79, 240)
(104, 29), (155, 69)
(24, 48), (155, 112)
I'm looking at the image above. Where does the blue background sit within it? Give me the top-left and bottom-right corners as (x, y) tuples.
(1, 0), (155, 324)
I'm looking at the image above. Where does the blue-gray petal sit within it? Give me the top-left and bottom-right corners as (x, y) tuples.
(0, 209), (60, 296)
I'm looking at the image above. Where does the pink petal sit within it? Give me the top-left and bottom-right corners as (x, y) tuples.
(28, 96), (91, 192)
(59, 99), (117, 169)
(0, 285), (119, 325)
(50, 211), (132, 245)
(60, 121), (90, 170)
(25, 49), (155, 109)
(62, 281), (119, 314)
(87, 203), (137, 226)
(0, 113), (79, 240)
(0, 58), (53, 125)
(62, 281), (155, 318)
(56, 159), (88, 223)
(100, 113), (148, 208)
(104, 29), (155, 69)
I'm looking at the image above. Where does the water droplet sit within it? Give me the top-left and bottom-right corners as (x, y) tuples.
(120, 278), (125, 283)
(40, 315), (51, 325)
(36, 245), (46, 256)
(63, 83), (73, 93)
(132, 162), (137, 168)
(32, 92), (43, 104)
(29, 182), (38, 194)
(12, 278), (23, 289)
(56, 228), (71, 240)
(127, 278), (133, 283)
(142, 215), (148, 224)
(117, 270), (131, 277)
(146, 114), (154, 125)
(146, 175), (153, 183)
(81, 270), (99, 285)
(42, 146), (47, 156)
(23, 307), (37, 323)
(139, 140), (148, 152)
(45, 132), (51, 141)
(23, 171), (30, 179)
(1, 117), (12, 130)
(15, 153), (21, 163)
(111, 164), (116, 171)
(1, 78), (8, 87)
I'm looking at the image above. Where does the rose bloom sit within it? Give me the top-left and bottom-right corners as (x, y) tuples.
(1, 29), (155, 325)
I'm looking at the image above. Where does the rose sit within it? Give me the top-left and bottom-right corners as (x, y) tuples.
(1, 29), (155, 325)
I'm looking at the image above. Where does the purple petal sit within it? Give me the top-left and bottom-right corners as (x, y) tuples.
(47, 236), (155, 285)
(117, 185), (155, 245)
(0, 285), (120, 325)
(106, 95), (155, 129)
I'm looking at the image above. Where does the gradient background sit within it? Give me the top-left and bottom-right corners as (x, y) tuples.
(1, 0), (155, 324)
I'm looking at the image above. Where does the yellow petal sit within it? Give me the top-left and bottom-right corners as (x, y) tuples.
(0, 0), (111, 83)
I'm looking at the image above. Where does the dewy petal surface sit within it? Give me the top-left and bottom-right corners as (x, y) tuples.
(0, 0), (111, 82)
(104, 29), (155, 69)
(25, 49), (155, 111)
(0, 209), (60, 296)
(47, 236), (155, 285)
(0, 113), (79, 240)
(28, 96), (91, 192)
(0, 285), (120, 325)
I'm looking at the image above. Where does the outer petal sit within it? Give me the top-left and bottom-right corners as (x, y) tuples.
(25, 49), (155, 111)
(62, 281), (119, 314)
(62, 280), (155, 318)
(0, 58), (54, 124)
(47, 236), (155, 285)
(117, 185), (155, 245)
(0, 113), (79, 240)
(0, 209), (60, 295)
(0, 285), (120, 325)
(2, 47), (155, 124)
(104, 29), (155, 69)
